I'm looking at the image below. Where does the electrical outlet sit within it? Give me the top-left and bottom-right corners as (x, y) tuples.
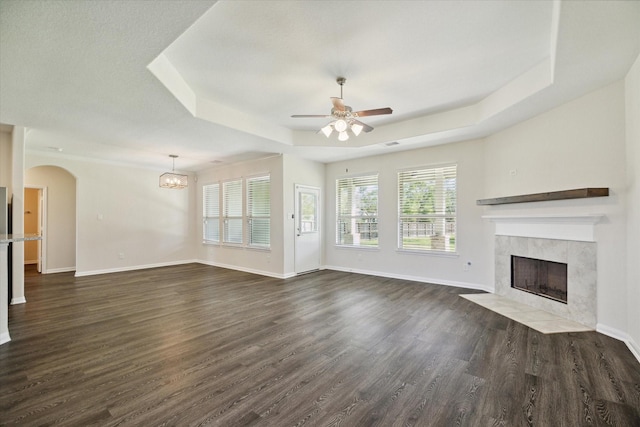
(463, 261), (471, 271)
(118, 252), (125, 260)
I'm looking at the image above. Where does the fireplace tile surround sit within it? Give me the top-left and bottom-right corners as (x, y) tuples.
(495, 235), (597, 328)
(481, 214), (603, 330)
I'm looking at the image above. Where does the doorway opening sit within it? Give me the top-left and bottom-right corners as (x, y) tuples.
(24, 187), (44, 274)
(25, 165), (77, 275)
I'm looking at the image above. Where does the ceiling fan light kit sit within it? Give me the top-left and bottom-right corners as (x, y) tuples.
(320, 124), (333, 137)
(334, 119), (348, 133)
(292, 77), (393, 142)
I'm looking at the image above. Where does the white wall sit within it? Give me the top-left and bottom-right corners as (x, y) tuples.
(324, 139), (491, 290)
(25, 166), (76, 272)
(196, 155), (286, 277)
(26, 153), (196, 276)
(0, 130), (12, 234)
(483, 81), (628, 336)
(194, 154), (324, 278)
(0, 130), (11, 189)
(625, 54), (640, 357)
(11, 127), (25, 303)
(282, 154), (325, 276)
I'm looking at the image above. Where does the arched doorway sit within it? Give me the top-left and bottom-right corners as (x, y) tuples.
(25, 166), (76, 274)
(23, 187), (43, 274)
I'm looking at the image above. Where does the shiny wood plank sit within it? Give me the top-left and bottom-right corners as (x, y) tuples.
(1, 264), (638, 426)
(476, 187), (609, 205)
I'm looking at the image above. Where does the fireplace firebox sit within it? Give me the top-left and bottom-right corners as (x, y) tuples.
(511, 256), (568, 303)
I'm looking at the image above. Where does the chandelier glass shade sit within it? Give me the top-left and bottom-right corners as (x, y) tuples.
(320, 118), (364, 141)
(159, 155), (188, 189)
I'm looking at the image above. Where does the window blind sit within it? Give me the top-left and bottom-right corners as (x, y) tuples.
(398, 165), (457, 252)
(336, 174), (379, 247)
(247, 175), (270, 248)
(203, 183), (220, 243)
(223, 179), (243, 244)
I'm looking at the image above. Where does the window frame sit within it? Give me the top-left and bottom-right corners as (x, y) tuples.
(335, 173), (379, 248)
(246, 174), (271, 249)
(222, 178), (244, 245)
(397, 164), (457, 254)
(202, 182), (221, 244)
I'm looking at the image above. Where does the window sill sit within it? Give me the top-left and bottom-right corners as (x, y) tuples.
(396, 249), (459, 258)
(334, 245), (380, 251)
(201, 241), (270, 252)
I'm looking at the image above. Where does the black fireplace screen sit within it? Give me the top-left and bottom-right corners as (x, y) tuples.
(511, 255), (568, 303)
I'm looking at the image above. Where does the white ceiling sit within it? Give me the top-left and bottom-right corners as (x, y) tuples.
(1, 0), (639, 172)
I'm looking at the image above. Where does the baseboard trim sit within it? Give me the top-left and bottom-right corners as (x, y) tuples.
(10, 297), (26, 305)
(323, 265), (493, 292)
(74, 260), (199, 277)
(45, 267), (76, 274)
(197, 260), (292, 279)
(627, 338), (640, 364)
(597, 323), (640, 364)
(0, 332), (10, 345)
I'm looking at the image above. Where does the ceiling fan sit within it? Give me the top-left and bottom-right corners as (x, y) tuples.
(291, 77), (393, 141)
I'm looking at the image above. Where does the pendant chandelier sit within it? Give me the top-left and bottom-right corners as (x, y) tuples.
(159, 154), (188, 189)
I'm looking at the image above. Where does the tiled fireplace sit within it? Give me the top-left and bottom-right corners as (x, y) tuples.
(485, 214), (602, 329)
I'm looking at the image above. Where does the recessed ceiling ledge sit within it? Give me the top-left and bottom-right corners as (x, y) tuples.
(195, 97), (295, 146)
(478, 57), (555, 120)
(148, 53), (197, 116)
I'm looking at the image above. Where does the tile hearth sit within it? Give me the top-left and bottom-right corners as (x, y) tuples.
(461, 293), (593, 334)
(495, 235), (597, 328)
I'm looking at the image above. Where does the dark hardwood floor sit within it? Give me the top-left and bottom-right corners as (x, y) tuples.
(1, 264), (639, 426)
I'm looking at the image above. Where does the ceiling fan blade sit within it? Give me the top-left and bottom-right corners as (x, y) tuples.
(353, 119), (374, 133)
(291, 114), (331, 118)
(331, 97), (346, 111)
(353, 107), (393, 117)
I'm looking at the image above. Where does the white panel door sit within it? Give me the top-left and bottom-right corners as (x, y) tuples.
(294, 185), (321, 274)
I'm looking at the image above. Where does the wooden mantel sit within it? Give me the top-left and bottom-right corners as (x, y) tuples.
(476, 188), (609, 206)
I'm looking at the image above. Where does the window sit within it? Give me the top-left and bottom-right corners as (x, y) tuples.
(398, 165), (456, 252)
(299, 191), (318, 233)
(336, 174), (378, 247)
(247, 175), (270, 248)
(223, 179), (243, 244)
(203, 175), (271, 249)
(203, 183), (220, 243)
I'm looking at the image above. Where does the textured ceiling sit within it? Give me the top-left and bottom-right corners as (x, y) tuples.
(1, 0), (639, 172)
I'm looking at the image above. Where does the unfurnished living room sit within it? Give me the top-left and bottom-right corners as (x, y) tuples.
(1, 1), (639, 425)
